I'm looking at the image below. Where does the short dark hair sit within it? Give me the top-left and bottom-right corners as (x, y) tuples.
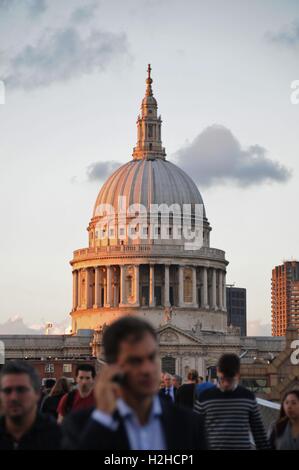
(217, 354), (240, 378)
(0, 360), (41, 393)
(103, 316), (157, 363)
(187, 369), (199, 382)
(283, 389), (299, 402)
(44, 378), (56, 389)
(75, 364), (96, 378)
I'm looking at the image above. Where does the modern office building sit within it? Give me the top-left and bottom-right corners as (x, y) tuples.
(226, 286), (247, 336)
(271, 261), (299, 336)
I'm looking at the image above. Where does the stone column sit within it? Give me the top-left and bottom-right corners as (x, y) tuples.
(105, 266), (112, 307)
(113, 271), (118, 307)
(164, 264), (170, 307)
(149, 264), (155, 307)
(82, 269), (88, 309)
(99, 268), (103, 307)
(134, 265), (140, 306)
(192, 266), (198, 307)
(212, 268), (217, 310)
(72, 269), (78, 311)
(219, 270), (223, 311)
(203, 267), (209, 308)
(223, 271), (227, 311)
(85, 268), (93, 309)
(93, 267), (101, 308)
(178, 265), (184, 307)
(77, 269), (82, 309)
(115, 282), (119, 306)
(120, 265), (126, 306)
(198, 357), (205, 377)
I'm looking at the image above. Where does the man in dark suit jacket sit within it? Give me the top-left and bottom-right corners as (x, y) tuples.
(159, 373), (177, 403)
(62, 317), (206, 450)
(62, 400), (206, 450)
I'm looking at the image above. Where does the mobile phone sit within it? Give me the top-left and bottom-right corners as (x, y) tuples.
(111, 372), (127, 386)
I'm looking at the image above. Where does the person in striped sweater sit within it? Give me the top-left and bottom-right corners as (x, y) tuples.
(194, 353), (270, 450)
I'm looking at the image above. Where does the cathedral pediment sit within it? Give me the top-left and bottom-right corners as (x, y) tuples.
(157, 324), (205, 346)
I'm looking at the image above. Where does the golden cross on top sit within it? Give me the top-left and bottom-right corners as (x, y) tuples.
(147, 64), (152, 79)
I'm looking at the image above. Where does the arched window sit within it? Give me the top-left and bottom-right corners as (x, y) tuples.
(148, 124), (153, 138)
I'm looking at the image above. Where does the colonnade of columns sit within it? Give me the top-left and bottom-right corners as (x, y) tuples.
(72, 264), (227, 312)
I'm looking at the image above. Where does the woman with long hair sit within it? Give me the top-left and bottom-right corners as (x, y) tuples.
(270, 389), (299, 450)
(41, 377), (70, 419)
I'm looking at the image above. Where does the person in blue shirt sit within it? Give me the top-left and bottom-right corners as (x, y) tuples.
(195, 380), (216, 400)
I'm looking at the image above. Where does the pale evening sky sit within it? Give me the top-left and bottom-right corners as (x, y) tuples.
(0, 0), (298, 334)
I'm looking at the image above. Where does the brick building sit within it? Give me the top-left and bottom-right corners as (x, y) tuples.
(240, 326), (299, 401)
(272, 261), (299, 336)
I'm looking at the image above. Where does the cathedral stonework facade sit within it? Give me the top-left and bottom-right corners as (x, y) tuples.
(70, 66), (241, 377)
(1, 67), (296, 398)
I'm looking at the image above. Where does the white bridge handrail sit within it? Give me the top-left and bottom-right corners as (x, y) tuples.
(256, 397), (280, 410)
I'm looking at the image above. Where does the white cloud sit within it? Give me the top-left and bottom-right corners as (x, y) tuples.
(0, 0), (129, 90)
(266, 20), (299, 48)
(86, 160), (122, 182)
(70, 1), (99, 24)
(0, 0), (47, 16)
(0, 315), (71, 335)
(4, 27), (128, 90)
(173, 125), (292, 188)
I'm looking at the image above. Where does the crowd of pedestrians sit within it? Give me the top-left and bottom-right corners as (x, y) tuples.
(0, 316), (298, 450)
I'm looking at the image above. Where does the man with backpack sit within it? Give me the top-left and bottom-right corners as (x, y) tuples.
(57, 364), (96, 423)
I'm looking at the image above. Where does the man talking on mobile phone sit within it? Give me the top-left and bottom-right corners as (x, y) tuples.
(62, 316), (206, 450)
